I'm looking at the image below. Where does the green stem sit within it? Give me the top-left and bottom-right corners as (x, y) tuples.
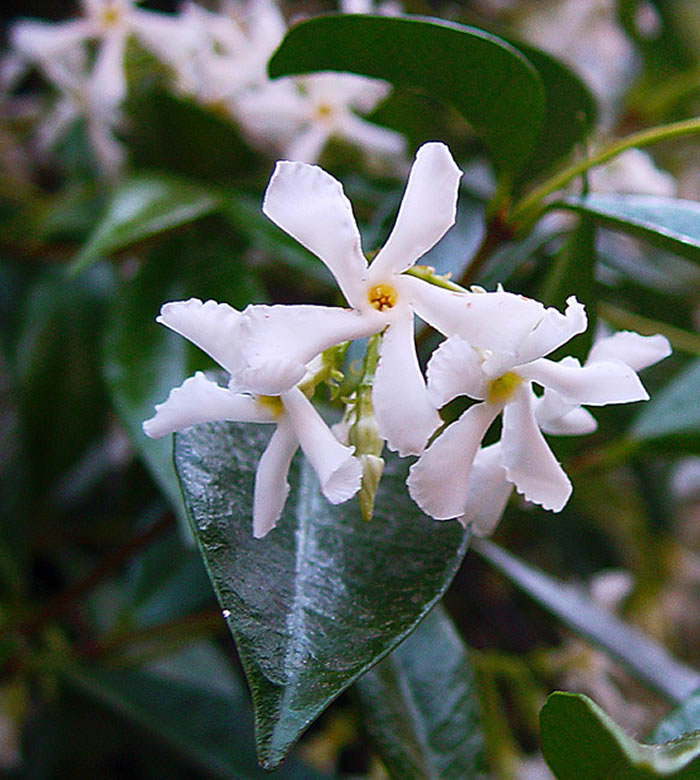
(510, 117), (700, 226)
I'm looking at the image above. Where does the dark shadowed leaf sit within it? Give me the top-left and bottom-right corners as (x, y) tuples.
(269, 15), (545, 176)
(541, 691), (700, 779)
(71, 174), (221, 274)
(557, 194), (700, 263)
(355, 604), (484, 779)
(174, 421), (470, 768)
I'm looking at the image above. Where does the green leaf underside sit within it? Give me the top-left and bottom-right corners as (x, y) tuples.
(541, 692), (700, 779)
(651, 688), (700, 744)
(70, 175), (220, 273)
(174, 421), (470, 769)
(472, 540), (700, 704)
(631, 358), (700, 442)
(269, 14), (545, 176)
(356, 604), (484, 779)
(557, 194), (700, 263)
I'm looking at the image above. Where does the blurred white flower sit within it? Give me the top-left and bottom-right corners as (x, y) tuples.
(261, 141), (467, 454)
(407, 294), (667, 522)
(142, 299), (362, 538)
(589, 148), (677, 196)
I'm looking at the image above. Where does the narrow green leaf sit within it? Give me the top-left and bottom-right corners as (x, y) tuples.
(355, 604), (484, 779)
(557, 194), (700, 263)
(268, 14), (545, 176)
(61, 648), (322, 779)
(174, 421), (470, 769)
(630, 358), (700, 442)
(70, 175), (221, 274)
(472, 539), (700, 704)
(651, 688), (700, 744)
(541, 691), (700, 779)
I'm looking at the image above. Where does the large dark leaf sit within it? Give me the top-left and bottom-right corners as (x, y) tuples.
(355, 604), (484, 779)
(541, 691), (700, 779)
(268, 15), (545, 177)
(174, 421), (470, 768)
(557, 194), (700, 263)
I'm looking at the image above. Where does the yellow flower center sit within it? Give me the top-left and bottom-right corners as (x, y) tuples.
(257, 395), (284, 417)
(367, 283), (397, 312)
(316, 102), (333, 119)
(486, 371), (522, 404)
(100, 5), (122, 27)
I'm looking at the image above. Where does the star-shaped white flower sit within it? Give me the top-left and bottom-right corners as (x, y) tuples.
(142, 299), (362, 538)
(260, 141), (467, 455)
(407, 292), (665, 520)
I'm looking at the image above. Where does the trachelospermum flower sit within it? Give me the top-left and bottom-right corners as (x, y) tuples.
(142, 299), (362, 538)
(407, 290), (671, 522)
(260, 141), (472, 455)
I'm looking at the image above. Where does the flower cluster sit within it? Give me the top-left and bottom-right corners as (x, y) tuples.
(8, 0), (403, 175)
(143, 142), (671, 538)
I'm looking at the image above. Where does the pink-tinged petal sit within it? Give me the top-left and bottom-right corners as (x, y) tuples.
(398, 274), (475, 337)
(262, 160), (367, 308)
(89, 30), (128, 108)
(372, 315), (442, 456)
(501, 386), (571, 511)
(370, 142), (462, 277)
(521, 356), (649, 405)
(237, 304), (382, 395)
(516, 295), (587, 365)
(156, 299), (243, 376)
(281, 388), (362, 504)
(253, 418), (299, 538)
(535, 390), (598, 436)
(407, 401), (499, 519)
(587, 331), (671, 371)
(461, 443), (512, 537)
(426, 336), (487, 407)
(142, 371), (274, 438)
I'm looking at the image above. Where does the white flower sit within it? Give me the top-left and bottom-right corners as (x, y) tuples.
(589, 148), (677, 197)
(260, 141), (467, 455)
(407, 292), (665, 521)
(142, 299), (362, 538)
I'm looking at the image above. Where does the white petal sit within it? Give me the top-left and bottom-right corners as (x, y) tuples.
(461, 443), (512, 537)
(398, 274), (475, 337)
(370, 142), (462, 277)
(407, 401), (499, 519)
(11, 19), (93, 60)
(89, 30), (128, 109)
(339, 112), (406, 157)
(142, 372), (274, 438)
(501, 386), (571, 511)
(253, 418), (299, 538)
(426, 336), (487, 407)
(521, 357), (649, 405)
(262, 160), (367, 308)
(587, 331), (671, 371)
(281, 388), (362, 504)
(372, 315), (442, 456)
(516, 295), (588, 365)
(156, 299), (243, 376)
(237, 304), (382, 395)
(535, 390), (598, 436)
(284, 124), (331, 165)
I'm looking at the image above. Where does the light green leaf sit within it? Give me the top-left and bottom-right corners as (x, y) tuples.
(556, 194), (700, 262)
(472, 539), (700, 704)
(630, 358), (700, 442)
(355, 604), (484, 779)
(173, 421), (470, 769)
(268, 14), (545, 176)
(70, 175), (221, 274)
(541, 691), (700, 779)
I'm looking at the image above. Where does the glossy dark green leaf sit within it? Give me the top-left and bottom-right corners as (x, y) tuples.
(472, 539), (700, 704)
(651, 688), (700, 744)
(70, 174), (221, 274)
(557, 194), (700, 263)
(355, 604), (484, 779)
(630, 358), (700, 442)
(510, 40), (597, 183)
(174, 421), (470, 769)
(268, 15), (545, 176)
(541, 691), (700, 779)
(61, 646), (323, 779)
